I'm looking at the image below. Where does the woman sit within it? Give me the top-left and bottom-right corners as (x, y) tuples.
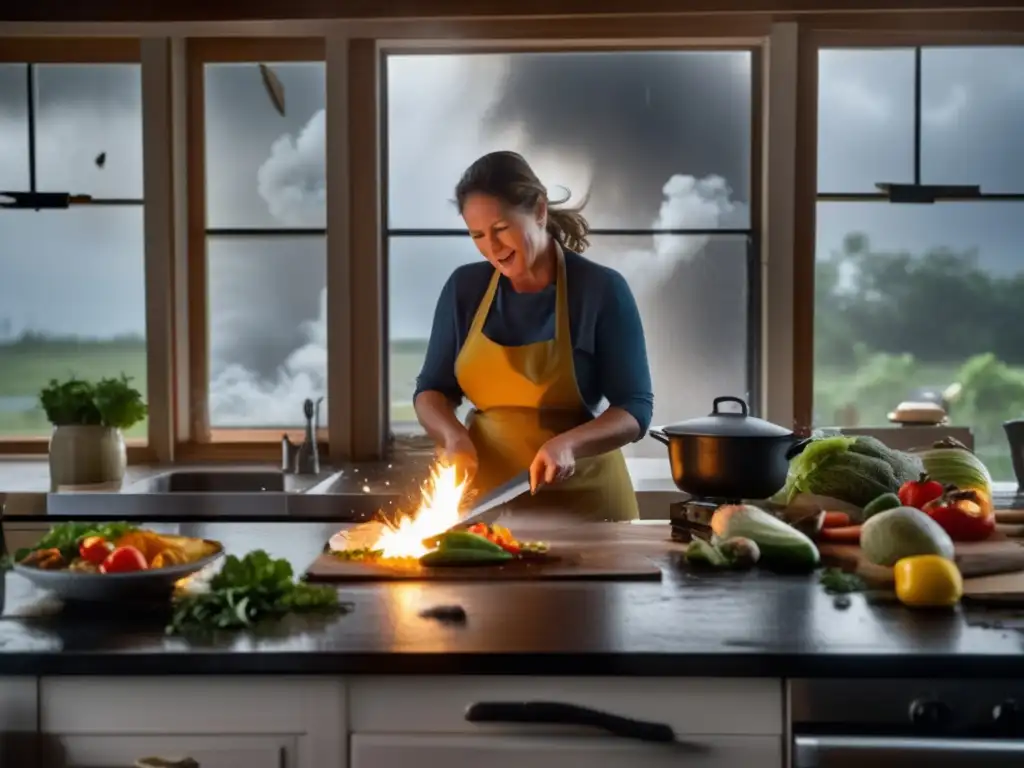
(413, 151), (654, 521)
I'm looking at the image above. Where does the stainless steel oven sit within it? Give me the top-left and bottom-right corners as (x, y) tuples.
(791, 679), (1024, 767)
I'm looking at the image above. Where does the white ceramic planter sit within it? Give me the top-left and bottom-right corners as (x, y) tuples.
(48, 425), (127, 491)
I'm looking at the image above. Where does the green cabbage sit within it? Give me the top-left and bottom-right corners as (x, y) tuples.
(776, 435), (923, 510)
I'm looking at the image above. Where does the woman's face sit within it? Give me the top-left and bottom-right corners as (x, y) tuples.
(461, 192), (548, 281)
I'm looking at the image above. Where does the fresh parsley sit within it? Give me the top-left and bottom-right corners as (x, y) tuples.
(167, 550), (348, 636)
(819, 567), (866, 595)
(331, 547), (383, 562)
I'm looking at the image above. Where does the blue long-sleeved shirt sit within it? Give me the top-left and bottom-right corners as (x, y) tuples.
(414, 248), (654, 437)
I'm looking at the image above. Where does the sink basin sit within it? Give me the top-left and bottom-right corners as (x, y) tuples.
(142, 470), (286, 493)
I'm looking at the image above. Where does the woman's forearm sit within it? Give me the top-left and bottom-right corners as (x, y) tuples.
(560, 407), (642, 459)
(414, 390), (466, 445)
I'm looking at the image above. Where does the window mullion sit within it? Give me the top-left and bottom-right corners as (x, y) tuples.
(140, 37), (176, 463)
(348, 37), (387, 461)
(326, 32), (355, 461)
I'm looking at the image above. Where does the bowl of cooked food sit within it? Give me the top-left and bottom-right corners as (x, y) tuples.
(8, 522), (223, 602)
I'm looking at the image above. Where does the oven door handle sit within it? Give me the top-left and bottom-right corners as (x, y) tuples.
(794, 735), (1024, 766)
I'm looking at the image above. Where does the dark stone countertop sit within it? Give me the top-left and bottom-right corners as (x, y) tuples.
(1, 521), (1023, 678)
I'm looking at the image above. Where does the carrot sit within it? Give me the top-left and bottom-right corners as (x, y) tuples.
(823, 511), (852, 529)
(818, 524), (862, 543)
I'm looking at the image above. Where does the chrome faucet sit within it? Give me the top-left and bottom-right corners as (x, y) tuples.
(282, 397), (323, 475)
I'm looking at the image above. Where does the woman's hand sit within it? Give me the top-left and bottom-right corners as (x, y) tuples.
(438, 428), (478, 486)
(530, 434), (577, 492)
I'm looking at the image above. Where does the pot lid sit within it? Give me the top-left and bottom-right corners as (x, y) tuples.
(660, 396), (793, 438)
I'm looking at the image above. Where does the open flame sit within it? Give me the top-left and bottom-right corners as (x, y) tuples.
(373, 461), (469, 560)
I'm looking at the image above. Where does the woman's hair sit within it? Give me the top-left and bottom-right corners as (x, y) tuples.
(454, 150), (591, 253)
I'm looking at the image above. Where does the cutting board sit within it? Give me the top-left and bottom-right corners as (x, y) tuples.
(962, 570), (1024, 603)
(819, 534), (1024, 584)
(304, 549), (663, 583)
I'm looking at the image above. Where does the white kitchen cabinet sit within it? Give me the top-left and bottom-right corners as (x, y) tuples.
(352, 733), (782, 768)
(42, 733), (293, 768)
(349, 676), (783, 736)
(39, 676), (345, 768)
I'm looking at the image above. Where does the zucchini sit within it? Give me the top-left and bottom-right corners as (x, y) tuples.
(863, 492), (902, 519)
(710, 504), (820, 571)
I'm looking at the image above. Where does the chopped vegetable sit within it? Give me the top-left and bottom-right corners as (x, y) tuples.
(819, 567), (866, 594)
(420, 548), (513, 567)
(893, 554), (963, 608)
(773, 435), (922, 509)
(897, 473), (946, 510)
(99, 546), (148, 574)
(167, 550), (344, 635)
(863, 492), (902, 519)
(818, 524), (863, 544)
(822, 511), (852, 529)
(919, 438), (994, 516)
(717, 537), (760, 569)
(331, 547), (384, 562)
(78, 536), (113, 566)
(710, 504), (820, 571)
(684, 538), (729, 568)
(922, 489), (995, 542)
(859, 506), (955, 567)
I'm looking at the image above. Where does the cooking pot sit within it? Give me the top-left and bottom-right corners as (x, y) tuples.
(649, 396), (810, 501)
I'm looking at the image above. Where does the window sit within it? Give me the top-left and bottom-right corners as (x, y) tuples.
(383, 50), (757, 458)
(814, 46), (1024, 482)
(188, 40), (327, 443)
(0, 46), (146, 444)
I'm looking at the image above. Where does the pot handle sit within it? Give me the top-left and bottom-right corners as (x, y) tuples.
(648, 428), (670, 446)
(785, 437), (814, 461)
(711, 396), (749, 417)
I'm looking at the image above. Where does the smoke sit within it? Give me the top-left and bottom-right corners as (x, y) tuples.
(256, 108), (327, 227)
(207, 111), (329, 427)
(212, 52), (751, 446)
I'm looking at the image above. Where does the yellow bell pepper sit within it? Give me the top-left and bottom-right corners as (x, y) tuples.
(893, 554), (963, 608)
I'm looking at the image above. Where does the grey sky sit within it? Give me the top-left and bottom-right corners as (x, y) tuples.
(0, 46), (1021, 441)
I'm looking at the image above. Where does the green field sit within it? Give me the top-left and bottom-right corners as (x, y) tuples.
(2, 338), (1018, 483)
(0, 339), (149, 439)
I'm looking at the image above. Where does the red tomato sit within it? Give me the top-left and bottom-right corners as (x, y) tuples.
(898, 473), (946, 509)
(99, 545), (148, 574)
(78, 536), (113, 566)
(923, 490), (995, 542)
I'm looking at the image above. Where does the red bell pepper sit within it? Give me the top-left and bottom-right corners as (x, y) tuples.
(923, 489), (995, 542)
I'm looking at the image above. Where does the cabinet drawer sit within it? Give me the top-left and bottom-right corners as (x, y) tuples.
(350, 677), (782, 736)
(40, 676), (344, 735)
(352, 733), (782, 768)
(44, 734), (292, 768)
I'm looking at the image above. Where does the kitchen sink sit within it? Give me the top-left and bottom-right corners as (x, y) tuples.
(43, 468), (407, 522)
(140, 470), (287, 493)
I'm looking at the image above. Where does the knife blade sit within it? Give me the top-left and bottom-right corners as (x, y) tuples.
(448, 470), (532, 532)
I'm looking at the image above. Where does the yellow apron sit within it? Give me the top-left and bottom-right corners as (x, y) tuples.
(454, 246), (639, 522)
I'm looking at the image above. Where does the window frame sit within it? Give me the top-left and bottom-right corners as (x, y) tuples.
(345, 18), (771, 460)
(0, 38), (158, 461)
(792, 25), (1024, 435)
(181, 37), (330, 461)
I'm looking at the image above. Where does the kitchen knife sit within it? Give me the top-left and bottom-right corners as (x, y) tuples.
(447, 470), (532, 532)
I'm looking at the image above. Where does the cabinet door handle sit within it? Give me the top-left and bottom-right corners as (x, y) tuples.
(135, 758), (200, 768)
(465, 701), (702, 747)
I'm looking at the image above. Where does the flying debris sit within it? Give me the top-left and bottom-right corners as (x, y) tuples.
(259, 63), (287, 117)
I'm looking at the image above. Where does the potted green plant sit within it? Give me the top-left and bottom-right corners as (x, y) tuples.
(39, 374), (148, 491)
